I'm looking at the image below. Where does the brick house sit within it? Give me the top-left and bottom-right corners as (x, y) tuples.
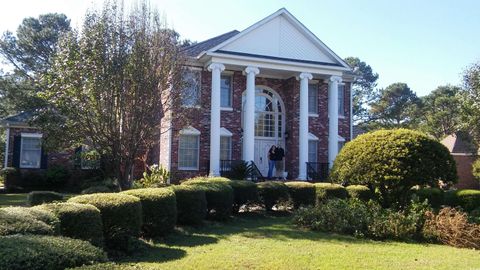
(1, 8), (354, 183)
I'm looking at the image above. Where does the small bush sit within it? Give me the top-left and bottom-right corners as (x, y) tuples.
(68, 193), (142, 250)
(228, 180), (258, 212)
(27, 191), (64, 206)
(81, 178), (120, 193)
(444, 189), (480, 212)
(314, 183), (348, 203)
(413, 187), (444, 208)
(0, 235), (107, 270)
(134, 164), (170, 188)
(45, 165), (71, 189)
(473, 158), (480, 182)
(34, 203), (104, 247)
(256, 181), (289, 211)
(182, 179), (234, 220)
(171, 185), (207, 225)
(285, 182), (316, 209)
(0, 206), (60, 236)
(346, 185), (373, 201)
(122, 188), (177, 237)
(423, 207), (480, 249)
(81, 186), (112, 194)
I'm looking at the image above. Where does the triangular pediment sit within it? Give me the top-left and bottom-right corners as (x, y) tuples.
(211, 9), (348, 68)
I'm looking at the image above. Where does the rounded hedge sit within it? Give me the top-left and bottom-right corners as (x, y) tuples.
(413, 188), (444, 208)
(0, 206), (60, 236)
(81, 186), (112, 194)
(171, 185), (207, 225)
(285, 181), (316, 209)
(256, 181), (289, 211)
(0, 235), (107, 270)
(444, 189), (480, 212)
(34, 203), (104, 247)
(314, 183), (348, 204)
(473, 158), (480, 183)
(206, 177), (258, 213)
(330, 129), (457, 207)
(346, 185), (373, 201)
(68, 193), (142, 250)
(122, 188), (177, 237)
(27, 191), (64, 206)
(182, 179), (234, 220)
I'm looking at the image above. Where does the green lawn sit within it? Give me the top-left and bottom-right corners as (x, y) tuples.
(74, 213), (480, 270)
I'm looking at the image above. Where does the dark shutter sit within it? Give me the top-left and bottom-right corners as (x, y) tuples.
(40, 146), (48, 169)
(74, 146), (82, 169)
(12, 135), (21, 168)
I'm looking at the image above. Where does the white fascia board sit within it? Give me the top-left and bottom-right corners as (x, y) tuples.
(207, 54), (345, 76)
(21, 133), (43, 138)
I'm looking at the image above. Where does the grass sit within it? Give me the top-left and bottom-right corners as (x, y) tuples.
(0, 193), (28, 207)
(72, 213), (480, 270)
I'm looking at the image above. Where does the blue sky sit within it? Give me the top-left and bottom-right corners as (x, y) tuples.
(1, 0), (479, 96)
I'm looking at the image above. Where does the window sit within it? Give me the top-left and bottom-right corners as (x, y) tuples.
(178, 127), (200, 170)
(20, 134), (42, 168)
(308, 140), (318, 163)
(220, 136), (232, 161)
(338, 84), (345, 116)
(220, 75), (232, 108)
(338, 136), (346, 152)
(308, 84), (318, 114)
(181, 70), (201, 107)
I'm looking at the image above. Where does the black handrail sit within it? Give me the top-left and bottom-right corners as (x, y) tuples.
(306, 162), (329, 182)
(249, 161), (265, 182)
(219, 160), (265, 182)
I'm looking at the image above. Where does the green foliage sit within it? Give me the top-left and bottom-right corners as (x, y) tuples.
(314, 183), (348, 203)
(0, 235), (107, 270)
(330, 129), (457, 207)
(285, 181), (316, 209)
(122, 188), (177, 237)
(135, 164), (170, 188)
(256, 181), (289, 211)
(346, 185), (373, 201)
(461, 61), (480, 145)
(171, 185), (207, 225)
(413, 188), (444, 208)
(81, 178), (120, 193)
(81, 186), (112, 194)
(34, 203), (104, 247)
(27, 191), (64, 206)
(68, 193), (142, 250)
(182, 179), (234, 220)
(473, 158), (480, 182)
(0, 206), (60, 236)
(45, 165), (71, 189)
(228, 180), (258, 213)
(221, 161), (255, 180)
(444, 189), (480, 212)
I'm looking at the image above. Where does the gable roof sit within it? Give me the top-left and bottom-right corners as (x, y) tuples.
(187, 8), (350, 70)
(0, 111), (34, 127)
(441, 132), (478, 154)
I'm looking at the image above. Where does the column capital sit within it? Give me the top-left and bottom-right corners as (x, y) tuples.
(299, 72), (313, 80)
(329, 75), (342, 83)
(208, 63), (225, 72)
(244, 66), (260, 75)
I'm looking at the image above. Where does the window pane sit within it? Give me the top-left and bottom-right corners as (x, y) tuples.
(220, 136), (231, 161)
(308, 140), (318, 163)
(182, 71), (200, 106)
(20, 137), (42, 168)
(308, 84), (318, 114)
(220, 75), (232, 107)
(338, 84), (345, 116)
(179, 135), (199, 169)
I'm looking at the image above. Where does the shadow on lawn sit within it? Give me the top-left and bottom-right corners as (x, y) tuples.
(116, 244), (187, 264)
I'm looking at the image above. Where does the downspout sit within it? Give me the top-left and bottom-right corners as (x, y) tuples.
(4, 127), (10, 168)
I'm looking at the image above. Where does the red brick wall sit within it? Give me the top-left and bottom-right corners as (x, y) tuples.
(453, 155), (480, 190)
(167, 69), (352, 182)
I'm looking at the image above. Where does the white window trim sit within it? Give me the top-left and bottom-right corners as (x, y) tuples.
(220, 107), (234, 112)
(338, 83), (346, 118)
(308, 132), (319, 141)
(178, 127), (200, 171)
(19, 133), (43, 169)
(309, 113), (319, 118)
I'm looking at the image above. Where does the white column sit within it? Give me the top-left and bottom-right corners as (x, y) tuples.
(328, 75), (342, 168)
(208, 63), (225, 176)
(243, 66), (259, 163)
(298, 72), (312, 180)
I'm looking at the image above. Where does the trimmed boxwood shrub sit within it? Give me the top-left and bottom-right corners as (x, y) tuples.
(122, 188), (177, 237)
(314, 183), (348, 203)
(285, 181), (316, 209)
(413, 188), (444, 208)
(346, 185), (373, 201)
(206, 177), (258, 212)
(27, 191), (64, 206)
(0, 206), (60, 236)
(68, 193), (142, 250)
(256, 181), (289, 211)
(444, 189), (480, 212)
(182, 179), (234, 220)
(81, 186), (112, 194)
(171, 185), (207, 225)
(330, 129), (457, 207)
(0, 235), (107, 270)
(34, 203), (104, 247)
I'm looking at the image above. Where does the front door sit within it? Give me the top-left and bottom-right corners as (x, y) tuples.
(254, 139), (277, 176)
